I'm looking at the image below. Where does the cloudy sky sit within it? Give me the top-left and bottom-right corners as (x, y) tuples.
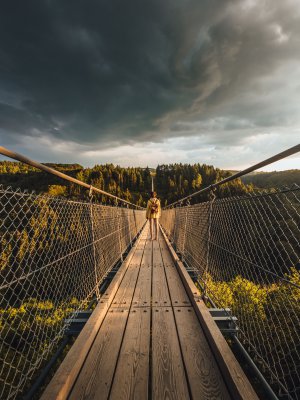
(0, 0), (299, 170)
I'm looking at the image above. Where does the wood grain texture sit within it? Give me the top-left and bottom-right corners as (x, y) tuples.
(141, 239), (152, 267)
(159, 227), (259, 400)
(192, 300), (258, 400)
(41, 226), (147, 400)
(174, 307), (231, 400)
(131, 238), (152, 306)
(111, 242), (145, 308)
(111, 265), (140, 308)
(136, 240), (147, 250)
(159, 238), (191, 307)
(163, 264), (191, 307)
(152, 243), (171, 306)
(152, 240), (163, 265)
(159, 246), (175, 265)
(110, 308), (151, 400)
(43, 224), (258, 400)
(132, 264), (152, 307)
(130, 248), (145, 265)
(152, 307), (190, 400)
(69, 308), (129, 400)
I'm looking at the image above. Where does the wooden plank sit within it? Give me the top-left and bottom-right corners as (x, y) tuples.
(110, 308), (151, 400)
(152, 240), (163, 265)
(163, 263), (191, 307)
(132, 264), (152, 307)
(159, 237), (177, 265)
(69, 308), (129, 400)
(138, 224), (149, 242)
(136, 228), (148, 247)
(159, 239), (191, 306)
(152, 241), (171, 307)
(141, 240), (152, 267)
(111, 265), (140, 307)
(140, 231), (148, 239)
(174, 307), (231, 400)
(152, 307), (190, 400)
(130, 248), (145, 265)
(191, 300), (258, 400)
(131, 238), (152, 306)
(159, 227), (259, 400)
(41, 227), (147, 400)
(136, 240), (147, 250)
(111, 239), (146, 308)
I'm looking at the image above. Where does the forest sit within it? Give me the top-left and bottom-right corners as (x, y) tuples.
(1, 160), (299, 398)
(0, 161), (255, 206)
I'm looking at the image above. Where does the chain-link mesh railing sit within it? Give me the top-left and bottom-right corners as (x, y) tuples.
(161, 185), (300, 399)
(0, 185), (145, 399)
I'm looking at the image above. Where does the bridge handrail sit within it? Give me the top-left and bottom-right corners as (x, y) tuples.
(165, 143), (300, 208)
(0, 146), (144, 209)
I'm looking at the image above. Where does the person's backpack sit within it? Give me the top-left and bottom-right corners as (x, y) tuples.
(150, 198), (159, 214)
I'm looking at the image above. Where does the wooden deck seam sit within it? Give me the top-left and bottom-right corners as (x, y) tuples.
(159, 226), (259, 400)
(41, 226), (148, 400)
(69, 229), (148, 400)
(148, 238), (153, 400)
(43, 223), (258, 400)
(107, 233), (149, 398)
(157, 230), (193, 400)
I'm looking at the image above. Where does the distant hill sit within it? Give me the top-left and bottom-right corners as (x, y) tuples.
(241, 170), (300, 188)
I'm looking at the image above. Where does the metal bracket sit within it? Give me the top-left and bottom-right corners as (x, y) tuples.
(64, 310), (93, 336)
(208, 308), (238, 335)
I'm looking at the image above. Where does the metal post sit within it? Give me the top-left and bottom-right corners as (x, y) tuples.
(116, 201), (123, 262)
(181, 199), (190, 262)
(175, 204), (182, 248)
(127, 204), (132, 247)
(89, 187), (100, 301)
(133, 208), (138, 237)
(203, 190), (216, 303)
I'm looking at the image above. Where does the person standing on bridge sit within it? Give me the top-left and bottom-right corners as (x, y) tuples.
(146, 191), (161, 240)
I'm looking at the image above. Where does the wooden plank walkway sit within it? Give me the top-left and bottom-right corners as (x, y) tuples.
(42, 223), (258, 400)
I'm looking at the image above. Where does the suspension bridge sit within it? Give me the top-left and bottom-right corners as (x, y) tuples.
(0, 145), (299, 400)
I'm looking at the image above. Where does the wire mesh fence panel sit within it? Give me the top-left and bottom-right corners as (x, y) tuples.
(161, 185), (300, 399)
(0, 186), (145, 400)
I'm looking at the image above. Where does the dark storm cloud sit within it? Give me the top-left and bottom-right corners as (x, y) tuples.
(0, 0), (300, 155)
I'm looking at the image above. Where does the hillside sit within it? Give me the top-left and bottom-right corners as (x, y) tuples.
(241, 169), (300, 188)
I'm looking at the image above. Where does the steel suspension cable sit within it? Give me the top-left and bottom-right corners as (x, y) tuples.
(165, 144), (300, 208)
(0, 145), (144, 209)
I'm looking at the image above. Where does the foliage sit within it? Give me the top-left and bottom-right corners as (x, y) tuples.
(0, 298), (80, 347)
(204, 267), (300, 394)
(241, 170), (300, 188)
(0, 160), (255, 206)
(0, 297), (82, 399)
(47, 185), (68, 197)
(156, 163), (253, 204)
(206, 267), (300, 322)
